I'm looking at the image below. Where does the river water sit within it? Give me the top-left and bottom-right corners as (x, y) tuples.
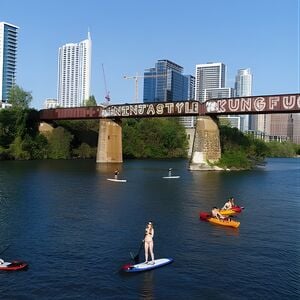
(0, 158), (299, 299)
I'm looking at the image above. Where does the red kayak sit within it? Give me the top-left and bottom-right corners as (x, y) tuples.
(0, 261), (28, 271)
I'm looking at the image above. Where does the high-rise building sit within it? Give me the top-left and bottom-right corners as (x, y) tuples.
(179, 75), (196, 128)
(195, 62), (226, 102)
(57, 32), (92, 107)
(234, 68), (253, 131)
(143, 59), (188, 102)
(0, 22), (19, 102)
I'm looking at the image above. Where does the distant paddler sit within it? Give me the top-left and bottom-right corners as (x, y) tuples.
(114, 169), (119, 180)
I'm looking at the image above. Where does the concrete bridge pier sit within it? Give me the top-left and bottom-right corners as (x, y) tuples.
(96, 118), (123, 163)
(189, 116), (221, 171)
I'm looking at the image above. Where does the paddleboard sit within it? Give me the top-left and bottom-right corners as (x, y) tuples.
(162, 176), (180, 179)
(0, 261), (28, 271)
(122, 258), (173, 273)
(107, 178), (127, 182)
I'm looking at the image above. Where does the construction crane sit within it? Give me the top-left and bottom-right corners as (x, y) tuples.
(123, 72), (167, 102)
(102, 64), (110, 104)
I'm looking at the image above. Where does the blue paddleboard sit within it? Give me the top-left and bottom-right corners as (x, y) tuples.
(122, 258), (173, 273)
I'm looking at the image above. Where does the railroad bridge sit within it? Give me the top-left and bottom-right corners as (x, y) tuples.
(39, 93), (300, 170)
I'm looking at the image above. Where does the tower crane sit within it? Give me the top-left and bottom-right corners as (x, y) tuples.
(102, 64), (110, 104)
(123, 72), (167, 102)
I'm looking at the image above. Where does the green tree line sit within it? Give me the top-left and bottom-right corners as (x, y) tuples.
(1, 85), (299, 166)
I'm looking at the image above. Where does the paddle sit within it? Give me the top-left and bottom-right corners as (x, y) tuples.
(132, 241), (144, 264)
(0, 244), (10, 256)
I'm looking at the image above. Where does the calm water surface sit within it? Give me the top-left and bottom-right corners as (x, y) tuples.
(0, 158), (299, 299)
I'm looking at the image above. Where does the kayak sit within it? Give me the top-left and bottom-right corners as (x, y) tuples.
(200, 212), (240, 228)
(121, 258), (173, 273)
(219, 206), (243, 215)
(0, 260), (28, 271)
(107, 178), (127, 182)
(162, 176), (180, 179)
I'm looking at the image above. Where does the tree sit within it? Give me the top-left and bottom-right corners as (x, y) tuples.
(85, 95), (97, 106)
(8, 85), (33, 109)
(47, 127), (73, 159)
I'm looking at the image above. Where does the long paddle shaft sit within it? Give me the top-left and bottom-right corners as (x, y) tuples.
(0, 244), (10, 256)
(133, 241), (144, 263)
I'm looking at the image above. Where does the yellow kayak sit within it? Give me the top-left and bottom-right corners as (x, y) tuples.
(200, 212), (240, 228)
(219, 206), (243, 216)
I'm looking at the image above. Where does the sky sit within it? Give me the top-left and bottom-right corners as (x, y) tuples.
(1, 0), (299, 109)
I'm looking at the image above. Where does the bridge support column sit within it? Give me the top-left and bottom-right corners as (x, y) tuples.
(96, 119), (123, 163)
(189, 116), (222, 171)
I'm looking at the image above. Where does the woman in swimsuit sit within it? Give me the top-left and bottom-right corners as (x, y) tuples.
(144, 221), (155, 264)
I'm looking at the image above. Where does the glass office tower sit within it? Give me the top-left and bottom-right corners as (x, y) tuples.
(0, 22), (19, 102)
(143, 59), (188, 102)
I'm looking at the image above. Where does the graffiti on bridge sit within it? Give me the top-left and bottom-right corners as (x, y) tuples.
(205, 94), (300, 114)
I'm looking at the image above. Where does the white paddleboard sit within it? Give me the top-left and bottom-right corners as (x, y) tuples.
(162, 176), (180, 179)
(107, 178), (127, 182)
(122, 258), (173, 273)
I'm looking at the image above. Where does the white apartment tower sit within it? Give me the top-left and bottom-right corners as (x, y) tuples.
(57, 32), (92, 107)
(195, 62), (226, 102)
(0, 22), (19, 102)
(234, 68), (253, 131)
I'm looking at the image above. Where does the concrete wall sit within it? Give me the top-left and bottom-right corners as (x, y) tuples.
(96, 119), (123, 163)
(189, 116), (221, 170)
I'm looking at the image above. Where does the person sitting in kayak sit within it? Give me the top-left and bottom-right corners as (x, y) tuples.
(211, 207), (226, 220)
(222, 198), (233, 210)
(144, 221), (155, 265)
(114, 169), (119, 179)
(230, 197), (236, 207)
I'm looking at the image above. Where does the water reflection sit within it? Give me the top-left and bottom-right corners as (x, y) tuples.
(139, 271), (154, 300)
(96, 163), (123, 174)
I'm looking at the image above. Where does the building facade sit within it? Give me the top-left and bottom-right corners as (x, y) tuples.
(0, 22), (18, 102)
(57, 32), (92, 107)
(143, 59), (189, 102)
(195, 62), (226, 102)
(234, 68), (253, 131)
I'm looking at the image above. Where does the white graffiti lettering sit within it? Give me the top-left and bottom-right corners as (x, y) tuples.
(217, 100), (227, 113)
(240, 98), (252, 111)
(283, 96), (296, 109)
(146, 104), (155, 115)
(165, 103), (174, 113)
(269, 96), (280, 110)
(254, 97), (266, 111)
(156, 103), (164, 114)
(176, 102), (184, 113)
(138, 104), (147, 114)
(228, 99), (240, 111)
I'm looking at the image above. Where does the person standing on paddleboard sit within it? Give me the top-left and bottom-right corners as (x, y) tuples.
(114, 169), (119, 179)
(144, 221), (155, 264)
(168, 168), (172, 177)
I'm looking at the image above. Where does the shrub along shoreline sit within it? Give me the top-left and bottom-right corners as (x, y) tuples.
(0, 108), (299, 169)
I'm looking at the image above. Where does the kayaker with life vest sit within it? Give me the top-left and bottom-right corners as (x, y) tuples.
(143, 221), (155, 265)
(211, 207), (227, 220)
(230, 197), (236, 207)
(222, 198), (233, 210)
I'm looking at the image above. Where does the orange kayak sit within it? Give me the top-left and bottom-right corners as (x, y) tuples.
(200, 212), (240, 228)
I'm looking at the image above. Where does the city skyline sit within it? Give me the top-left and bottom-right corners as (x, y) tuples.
(0, 0), (299, 109)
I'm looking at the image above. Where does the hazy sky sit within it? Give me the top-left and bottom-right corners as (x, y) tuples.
(1, 0), (299, 109)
